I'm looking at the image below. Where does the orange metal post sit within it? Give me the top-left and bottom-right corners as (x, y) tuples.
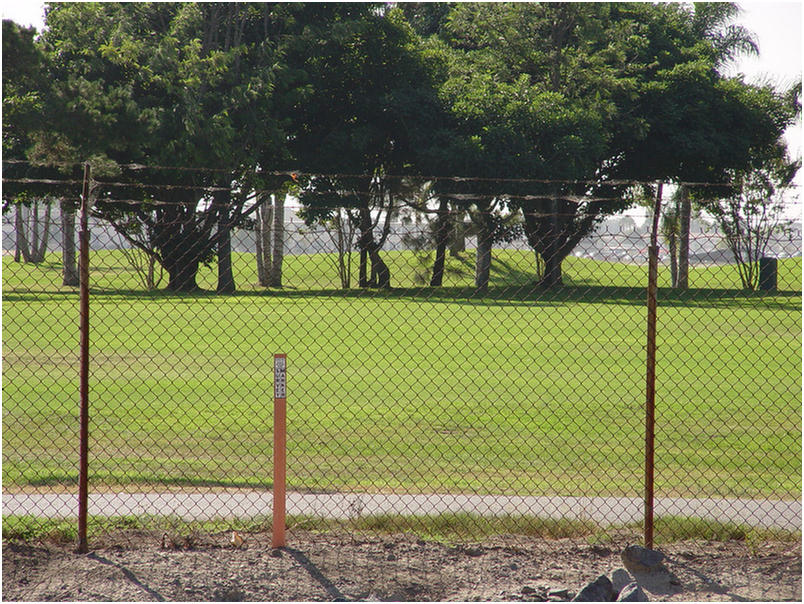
(272, 354), (287, 548)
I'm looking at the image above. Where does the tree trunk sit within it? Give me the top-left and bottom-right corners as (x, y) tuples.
(39, 202), (52, 261)
(358, 207), (372, 287)
(269, 194), (284, 287)
(677, 185), (690, 290)
(165, 256), (202, 291)
(216, 201), (235, 293)
(533, 250), (545, 282)
(61, 200), (79, 286)
(539, 198), (564, 288)
(474, 211), (493, 293)
(147, 255), (158, 290)
(160, 221), (206, 292)
(369, 247), (391, 288)
(331, 210), (352, 289)
(30, 200), (40, 262)
(541, 248), (564, 288)
(358, 250), (369, 287)
(258, 196), (273, 286)
(30, 202), (52, 263)
(255, 212), (264, 284)
(430, 199), (450, 287)
(14, 205), (28, 262)
(450, 219), (466, 256)
(668, 230), (678, 288)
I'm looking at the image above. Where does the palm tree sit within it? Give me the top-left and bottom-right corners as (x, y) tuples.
(673, 3), (759, 288)
(692, 2), (759, 69)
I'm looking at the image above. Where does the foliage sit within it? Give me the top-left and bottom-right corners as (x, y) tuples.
(703, 159), (800, 290)
(3, 2), (799, 293)
(2, 20), (47, 158)
(34, 3), (293, 290)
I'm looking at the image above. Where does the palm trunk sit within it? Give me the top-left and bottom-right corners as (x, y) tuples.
(677, 185), (690, 290)
(668, 230), (678, 288)
(450, 219), (466, 256)
(256, 194), (272, 286)
(15, 205), (29, 262)
(216, 202), (235, 293)
(474, 211), (493, 293)
(430, 199), (450, 287)
(358, 206), (372, 287)
(269, 193), (284, 287)
(61, 200), (79, 286)
(255, 215), (264, 284)
(31, 202), (52, 263)
(29, 200), (40, 261)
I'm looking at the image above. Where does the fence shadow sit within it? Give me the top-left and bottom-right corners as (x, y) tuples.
(5, 283), (800, 311)
(283, 546), (346, 601)
(88, 552), (166, 601)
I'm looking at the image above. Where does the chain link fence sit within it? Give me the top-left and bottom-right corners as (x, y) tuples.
(3, 181), (801, 561)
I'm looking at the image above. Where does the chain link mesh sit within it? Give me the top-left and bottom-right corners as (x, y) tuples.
(3, 187), (801, 560)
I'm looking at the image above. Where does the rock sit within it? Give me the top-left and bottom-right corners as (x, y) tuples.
(621, 545), (665, 573)
(611, 568), (635, 593)
(548, 587), (571, 599)
(571, 575), (614, 602)
(213, 586), (244, 601)
(616, 582), (648, 602)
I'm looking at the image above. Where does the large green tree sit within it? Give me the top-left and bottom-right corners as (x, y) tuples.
(2, 19), (80, 280)
(287, 4), (442, 288)
(418, 3), (643, 288)
(415, 2), (798, 288)
(36, 3), (290, 292)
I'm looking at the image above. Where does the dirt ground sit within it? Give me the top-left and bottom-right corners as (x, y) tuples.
(3, 530), (801, 602)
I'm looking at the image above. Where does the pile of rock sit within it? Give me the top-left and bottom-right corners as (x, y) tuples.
(571, 545), (665, 602)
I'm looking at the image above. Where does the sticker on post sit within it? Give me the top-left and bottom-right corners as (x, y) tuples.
(274, 355), (286, 399)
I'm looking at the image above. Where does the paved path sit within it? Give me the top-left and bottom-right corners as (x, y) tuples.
(3, 492), (800, 531)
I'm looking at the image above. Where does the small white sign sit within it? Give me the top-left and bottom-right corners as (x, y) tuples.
(274, 356), (286, 399)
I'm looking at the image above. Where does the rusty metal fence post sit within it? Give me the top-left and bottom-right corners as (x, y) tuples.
(644, 182), (663, 549)
(76, 162), (91, 553)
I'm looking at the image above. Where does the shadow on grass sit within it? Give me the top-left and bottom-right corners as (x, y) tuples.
(24, 473), (272, 491)
(6, 283), (800, 311)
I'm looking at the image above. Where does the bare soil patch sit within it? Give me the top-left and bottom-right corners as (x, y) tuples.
(3, 531), (801, 601)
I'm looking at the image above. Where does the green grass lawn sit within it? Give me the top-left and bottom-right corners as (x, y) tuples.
(3, 249), (801, 499)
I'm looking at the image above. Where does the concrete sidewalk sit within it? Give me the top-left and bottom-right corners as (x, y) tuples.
(3, 492), (800, 531)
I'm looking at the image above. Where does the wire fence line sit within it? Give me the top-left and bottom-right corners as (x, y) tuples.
(2, 176), (801, 555)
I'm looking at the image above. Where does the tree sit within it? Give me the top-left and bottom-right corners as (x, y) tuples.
(14, 199), (52, 263)
(286, 5), (442, 289)
(255, 193), (273, 287)
(269, 192), (285, 288)
(425, 3), (798, 290)
(323, 207), (358, 290)
(704, 158), (799, 290)
(37, 3), (290, 292)
(675, 2), (760, 289)
(420, 3), (638, 288)
(2, 20), (64, 272)
(661, 197), (681, 288)
(691, 2), (758, 68)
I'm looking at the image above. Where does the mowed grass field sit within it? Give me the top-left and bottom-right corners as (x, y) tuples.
(3, 249), (801, 499)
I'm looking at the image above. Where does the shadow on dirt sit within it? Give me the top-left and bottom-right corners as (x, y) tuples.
(88, 552), (165, 601)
